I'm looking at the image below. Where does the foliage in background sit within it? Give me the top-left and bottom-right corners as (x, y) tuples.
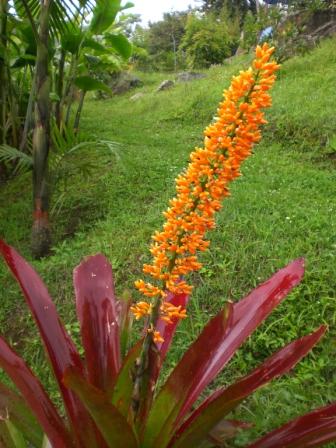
(201, 0), (258, 20)
(131, 12), (188, 72)
(0, 0), (133, 258)
(130, 0), (335, 72)
(179, 9), (240, 69)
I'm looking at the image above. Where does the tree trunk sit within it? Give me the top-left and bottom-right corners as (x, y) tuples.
(31, 0), (52, 259)
(0, 0), (8, 144)
(0, 0), (8, 179)
(20, 69), (36, 151)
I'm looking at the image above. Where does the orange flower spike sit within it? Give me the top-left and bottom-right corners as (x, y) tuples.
(160, 302), (188, 323)
(130, 301), (152, 320)
(147, 326), (165, 343)
(133, 43), (279, 332)
(152, 331), (164, 344)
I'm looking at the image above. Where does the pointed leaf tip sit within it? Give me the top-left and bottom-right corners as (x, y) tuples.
(74, 254), (121, 390)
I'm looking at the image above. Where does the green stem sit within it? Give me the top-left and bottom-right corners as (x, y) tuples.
(132, 295), (162, 423)
(73, 89), (86, 132)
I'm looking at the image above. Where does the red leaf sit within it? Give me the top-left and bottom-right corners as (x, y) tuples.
(170, 325), (326, 448)
(0, 337), (72, 447)
(64, 368), (139, 448)
(144, 259), (304, 447)
(0, 240), (101, 447)
(116, 293), (133, 358)
(248, 402), (336, 448)
(0, 382), (43, 446)
(143, 301), (234, 446)
(178, 258), (305, 421)
(74, 254), (121, 389)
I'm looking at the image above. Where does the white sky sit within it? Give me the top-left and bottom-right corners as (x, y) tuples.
(129, 0), (200, 25)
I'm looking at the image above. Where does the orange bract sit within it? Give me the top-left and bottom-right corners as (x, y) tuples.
(133, 43), (280, 325)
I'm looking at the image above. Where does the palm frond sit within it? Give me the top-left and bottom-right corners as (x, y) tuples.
(50, 120), (122, 183)
(0, 144), (33, 174)
(14, 0), (97, 37)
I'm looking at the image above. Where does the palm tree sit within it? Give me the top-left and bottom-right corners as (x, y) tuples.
(0, 0), (132, 258)
(19, 0), (95, 257)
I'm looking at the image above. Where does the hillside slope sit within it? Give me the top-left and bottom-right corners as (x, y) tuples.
(0, 37), (336, 444)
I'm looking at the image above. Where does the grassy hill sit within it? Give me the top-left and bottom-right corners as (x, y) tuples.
(1, 37), (336, 444)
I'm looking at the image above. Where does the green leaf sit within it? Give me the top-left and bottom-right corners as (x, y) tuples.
(74, 76), (111, 93)
(111, 339), (143, 418)
(50, 92), (60, 102)
(11, 54), (36, 68)
(117, 292), (133, 358)
(0, 421), (15, 448)
(0, 144), (33, 174)
(83, 37), (109, 54)
(64, 368), (139, 448)
(18, 22), (36, 55)
(120, 2), (135, 11)
(90, 0), (122, 34)
(42, 435), (52, 448)
(105, 33), (132, 59)
(61, 30), (84, 54)
(5, 421), (26, 448)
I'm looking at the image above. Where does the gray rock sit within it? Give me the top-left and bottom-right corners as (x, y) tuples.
(110, 72), (143, 95)
(176, 72), (206, 82)
(130, 92), (145, 101)
(156, 80), (174, 92)
(310, 20), (336, 40)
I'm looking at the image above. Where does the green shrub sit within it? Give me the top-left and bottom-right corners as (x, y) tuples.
(180, 11), (239, 69)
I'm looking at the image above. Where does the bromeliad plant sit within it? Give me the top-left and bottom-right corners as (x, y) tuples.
(0, 43), (333, 447)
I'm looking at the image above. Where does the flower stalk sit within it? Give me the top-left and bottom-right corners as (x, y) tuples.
(131, 43), (280, 424)
(132, 43), (280, 331)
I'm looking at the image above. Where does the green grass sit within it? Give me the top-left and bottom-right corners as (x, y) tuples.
(1, 37), (336, 444)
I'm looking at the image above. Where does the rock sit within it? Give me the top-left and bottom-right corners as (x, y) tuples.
(209, 63), (222, 69)
(110, 72), (143, 95)
(156, 80), (174, 92)
(224, 55), (238, 64)
(130, 92), (145, 101)
(310, 20), (336, 40)
(176, 72), (206, 82)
